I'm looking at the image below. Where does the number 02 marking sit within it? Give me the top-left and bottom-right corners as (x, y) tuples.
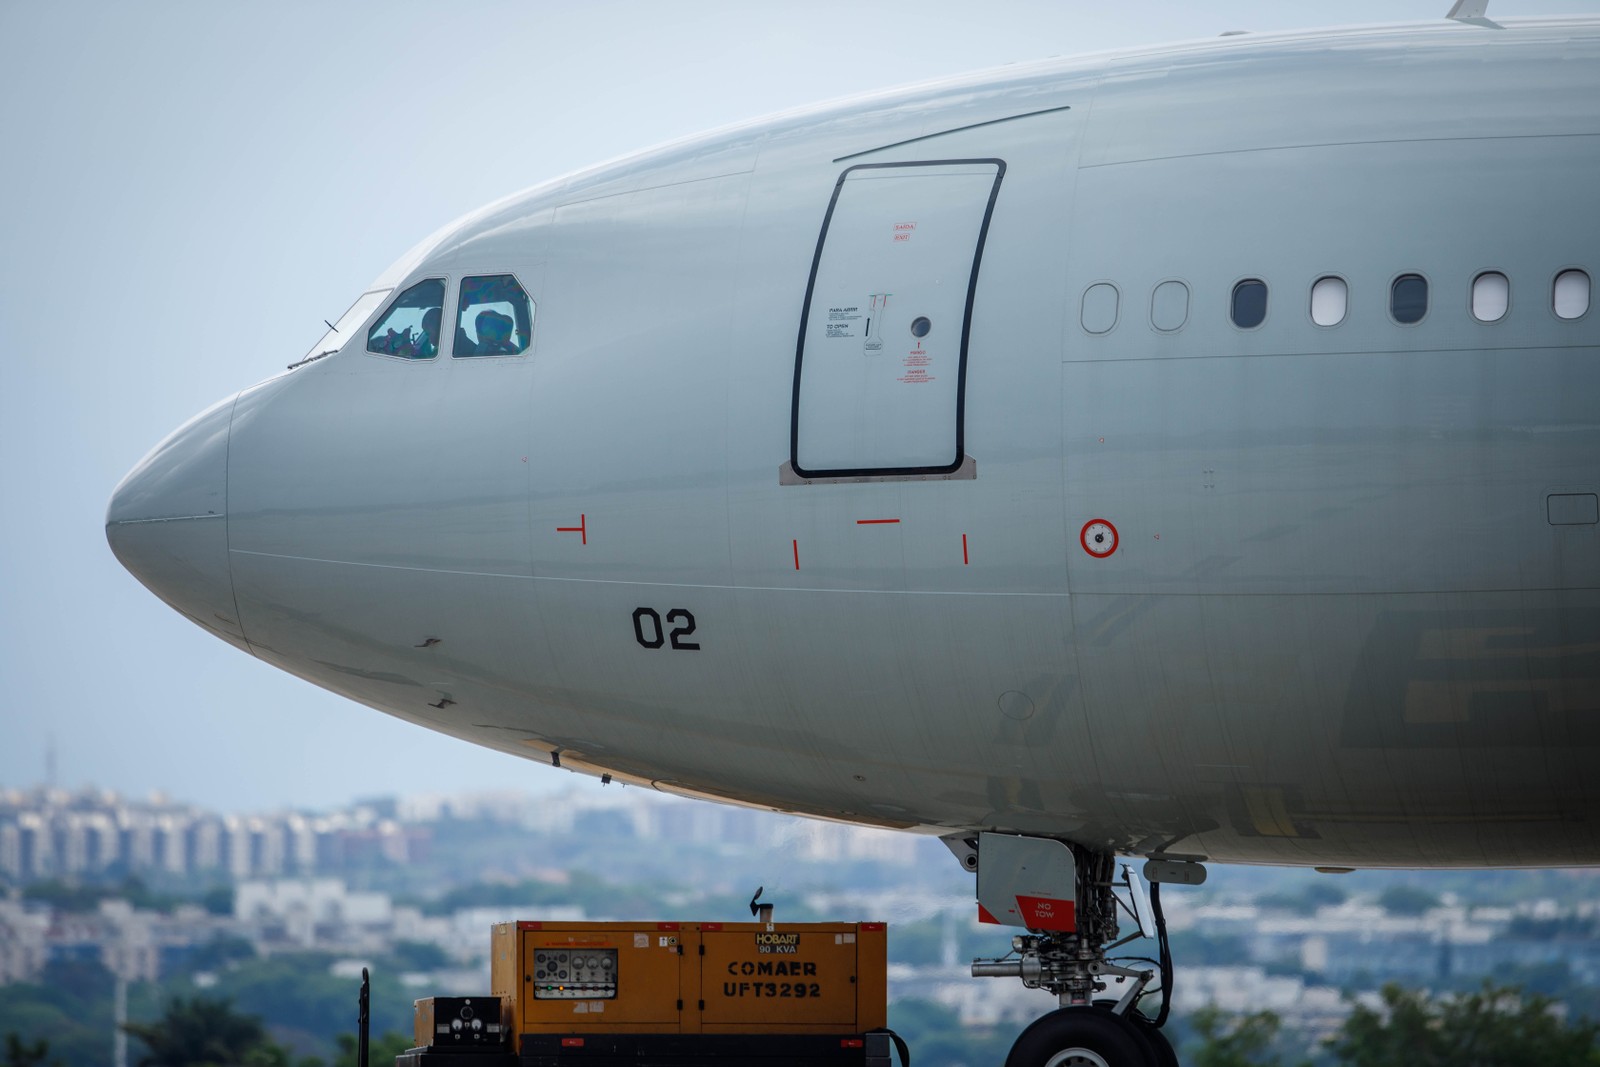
(633, 607), (700, 651)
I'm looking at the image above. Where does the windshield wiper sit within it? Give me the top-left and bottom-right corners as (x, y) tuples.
(286, 349), (339, 370)
(288, 318), (345, 370)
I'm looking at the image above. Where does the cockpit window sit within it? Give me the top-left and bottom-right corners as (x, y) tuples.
(454, 274), (533, 357)
(367, 278), (446, 359)
(298, 288), (391, 365)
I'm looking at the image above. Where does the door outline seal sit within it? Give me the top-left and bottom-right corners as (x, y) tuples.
(788, 158), (1006, 482)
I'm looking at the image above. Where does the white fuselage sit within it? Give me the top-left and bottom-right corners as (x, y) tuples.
(109, 18), (1600, 868)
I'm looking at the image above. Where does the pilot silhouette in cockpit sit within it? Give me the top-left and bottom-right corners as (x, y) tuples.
(474, 310), (517, 355)
(417, 307), (442, 358)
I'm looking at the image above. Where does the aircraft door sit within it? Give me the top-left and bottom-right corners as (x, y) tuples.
(790, 160), (1004, 478)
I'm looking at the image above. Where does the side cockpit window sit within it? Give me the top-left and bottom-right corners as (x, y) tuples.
(454, 274), (533, 357)
(367, 278), (446, 359)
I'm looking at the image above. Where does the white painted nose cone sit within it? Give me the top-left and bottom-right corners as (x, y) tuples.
(106, 394), (247, 649)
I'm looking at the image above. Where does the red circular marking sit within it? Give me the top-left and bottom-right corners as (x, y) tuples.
(1080, 518), (1119, 558)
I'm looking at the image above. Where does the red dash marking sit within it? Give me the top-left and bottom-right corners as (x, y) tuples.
(557, 513), (587, 545)
(792, 539), (800, 570)
(962, 533), (969, 565)
(856, 518), (901, 525)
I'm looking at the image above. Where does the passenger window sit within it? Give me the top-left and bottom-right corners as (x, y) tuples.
(367, 278), (445, 359)
(1554, 270), (1591, 320)
(1231, 279), (1267, 329)
(1471, 272), (1509, 322)
(1080, 283), (1119, 334)
(455, 274), (533, 357)
(1310, 276), (1347, 327)
(1151, 280), (1189, 332)
(1391, 274), (1428, 324)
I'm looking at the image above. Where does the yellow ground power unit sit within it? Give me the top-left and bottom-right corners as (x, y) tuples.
(400, 919), (895, 1067)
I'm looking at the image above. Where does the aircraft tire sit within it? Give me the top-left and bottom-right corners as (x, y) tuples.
(1125, 1015), (1178, 1067)
(1004, 1006), (1155, 1067)
(1089, 1001), (1178, 1067)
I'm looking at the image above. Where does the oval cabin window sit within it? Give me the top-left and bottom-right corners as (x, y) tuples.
(1310, 276), (1347, 326)
(1080, 283), (1119, 335)
(1151, 280), (1189, 332)
(1231, 279), (1267, 329)
(1471, 272), (1509, 322)
(1554, 270), (1591, 320)
(1391, 274), (1428, 325)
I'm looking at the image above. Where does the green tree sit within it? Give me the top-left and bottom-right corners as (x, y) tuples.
(3, 1032), (63, 1067)
(1258, 881), (1348, 917)
(121, 995), (289, 1067)
(182, 935), (258, 976)
(328, 1032), (414, 1067)
(1508, 914), (1597, 940)
(1167, 930), (1251, 966)
(21, 880), (108, 913)
(0, 960), (134, 1067)
(886, 998), (1011, 1067)
(200, 886), (235, 917)
(1187, 1006), (1305, 1067)
(187, 953), (411, 1049)
(1328, 982), (1600, 1067)
(1375, 885), (1440, 917)
(384, 941), (449, 973)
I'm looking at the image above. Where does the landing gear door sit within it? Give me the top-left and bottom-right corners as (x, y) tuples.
(977, 832), (1078, 932)
(790, 160), (1004, 479)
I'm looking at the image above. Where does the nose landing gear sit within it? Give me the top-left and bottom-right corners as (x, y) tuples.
(957, 833), (1201, 1067)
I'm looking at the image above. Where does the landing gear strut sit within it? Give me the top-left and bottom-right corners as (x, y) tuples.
(958, 834), (1201, 1067)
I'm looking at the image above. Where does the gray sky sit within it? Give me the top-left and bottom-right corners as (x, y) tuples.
(2, 0), (1590, 814)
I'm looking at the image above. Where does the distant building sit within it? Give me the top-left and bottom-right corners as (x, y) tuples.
(0, 895), (238, 985)
(0, 786), (432, 883)
(0, 900), (49, 983)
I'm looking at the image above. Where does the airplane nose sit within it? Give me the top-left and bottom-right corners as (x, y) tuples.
(106, 394), (249, 650)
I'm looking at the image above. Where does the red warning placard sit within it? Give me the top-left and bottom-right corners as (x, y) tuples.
(1015, 895), (1077, 932)
(1079, 519), (1118, 559)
